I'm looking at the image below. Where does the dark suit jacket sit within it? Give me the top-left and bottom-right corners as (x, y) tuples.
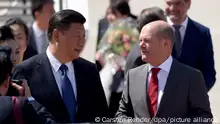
(0, 96), (55, 124)
(13, 53), (108, 123)
(23, 26), (38, 60)
(172, 18), (216, 91)
(116, 59), (213, 123)
(125, 18), (216, 91)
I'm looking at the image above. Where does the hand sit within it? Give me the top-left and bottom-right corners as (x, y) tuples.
(10, 79), (31, 97)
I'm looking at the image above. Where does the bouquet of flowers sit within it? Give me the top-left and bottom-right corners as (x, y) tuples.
(97, 18), (139, 67)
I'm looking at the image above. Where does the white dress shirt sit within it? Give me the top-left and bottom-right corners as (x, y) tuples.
(167, 17), (189, 46)
(32, 22), (49, 53)
(147, 55), (173, 110)
(46, 48), (77, 100)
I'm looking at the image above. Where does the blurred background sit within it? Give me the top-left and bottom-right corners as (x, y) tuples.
(0, 0), (219, 122)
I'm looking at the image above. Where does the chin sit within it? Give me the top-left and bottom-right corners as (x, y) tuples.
(169, 15), (180, 21)
(141, 56), (148, 63)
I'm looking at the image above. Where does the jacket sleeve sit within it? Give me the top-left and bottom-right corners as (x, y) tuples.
(22, 98), (56, 124)
(115, 70), (134, 119)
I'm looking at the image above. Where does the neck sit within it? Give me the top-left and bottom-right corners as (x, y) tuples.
(171, 15), (187, 25)
(48, 45), (71, 64)
(35, 20), (47, 32)
(151, 54), (170, 67)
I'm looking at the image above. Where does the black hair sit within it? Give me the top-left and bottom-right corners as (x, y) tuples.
(0, 25), (15, 43)
(47, 9), (86, 41)
(110, 0), (131, 17)
(5, 18), (29, 39)
(137, 7), (167, 32)
(0, 46), (13, 85)
(31, 0), (54, 19)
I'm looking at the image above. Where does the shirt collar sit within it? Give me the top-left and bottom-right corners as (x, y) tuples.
(32, 21), (46, 37)
(46, 48), (74, 72)
(167, 16), (189, 29)
(148, 55), (173, 73)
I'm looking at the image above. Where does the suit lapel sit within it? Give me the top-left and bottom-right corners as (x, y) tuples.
(156, 59), (180, 116)
(172, 18), (193, 60)
(72, 58), (85, 118)
(136, 64), (151, 117)
(35, 53), (70, 120)
(179, 18), (196, 61)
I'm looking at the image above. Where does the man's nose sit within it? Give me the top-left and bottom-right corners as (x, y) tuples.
(139, 41), (145, 48)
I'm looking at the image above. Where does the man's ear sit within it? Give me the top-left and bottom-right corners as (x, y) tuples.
(52, 29), (60, 43)
(187, 0), (191, 10)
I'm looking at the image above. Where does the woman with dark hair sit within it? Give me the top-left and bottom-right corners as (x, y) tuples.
(5, 18), (29, 64)
(96, 0), (139, 117)
(0, 25), (20, 66)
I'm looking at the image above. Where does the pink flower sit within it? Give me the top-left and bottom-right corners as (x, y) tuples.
(122, 34), (130, 43)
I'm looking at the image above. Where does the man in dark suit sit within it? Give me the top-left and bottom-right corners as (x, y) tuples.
(24, 0), (55, 60)
(0, 47), (55, 124)
(164, 0), (216, 91)
(116, 21), (213, 123)
(13, 9), (108, 123)
(125, 7), (167, 74)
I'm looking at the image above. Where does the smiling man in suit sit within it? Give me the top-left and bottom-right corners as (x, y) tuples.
(116, 21), (212, 123)
(13, 9), (108, 123)
(164, 0), (216, 91)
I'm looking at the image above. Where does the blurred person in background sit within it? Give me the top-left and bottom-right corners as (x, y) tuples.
(96, 0), (139, 117)
(96, 0), (137, 50)
(5, 18), (29, 63)
(0, 26), (20, 69)
(0, 28), (55, 124)
(24, 0), (55, 59)
(164, 0), (216, 91)
(96, 6), (116, 71)
(125, 7), (167, 74)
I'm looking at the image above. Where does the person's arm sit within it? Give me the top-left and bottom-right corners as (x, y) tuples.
(188, 70), (213, 123)
(115, 70), (134, 119)
(201, 28), (216, 91)
(23, 98), (56, 124)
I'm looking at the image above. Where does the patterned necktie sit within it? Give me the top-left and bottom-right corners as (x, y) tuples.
(173, 25), (182, 57)
(59, 64), (76, 122)
(148, 67), (160, 117)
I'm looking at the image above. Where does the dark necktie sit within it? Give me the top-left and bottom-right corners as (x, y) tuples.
(148, 68), (160, 117)
(59, 64), (76, 122)
(173, 25), (182, 57)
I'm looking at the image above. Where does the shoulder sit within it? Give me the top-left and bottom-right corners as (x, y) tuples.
(74, 57), (97, 68)
(174, 59), (202, 76)
(128, 64), (147, 75)
(189, 18), (210, 33)
(15, 53), (44, 70)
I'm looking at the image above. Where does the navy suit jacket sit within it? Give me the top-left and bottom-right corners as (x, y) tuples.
(13, 53), (108, 123)
(172, 18), (216, 91)
(125, 18), (216, 91)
